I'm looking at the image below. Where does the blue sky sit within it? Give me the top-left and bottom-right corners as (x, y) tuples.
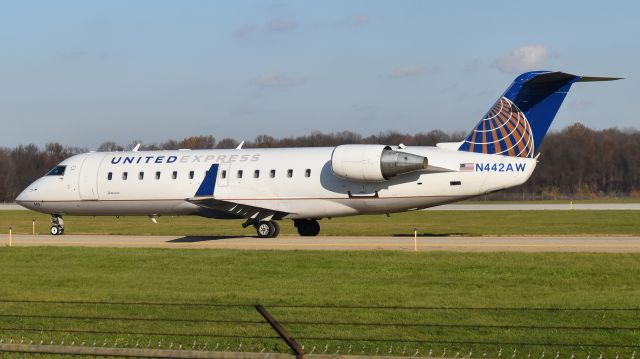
(0, 1), (637, 148)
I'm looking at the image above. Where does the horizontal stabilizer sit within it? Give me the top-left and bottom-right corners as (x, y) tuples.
(578, 76), (623, 82)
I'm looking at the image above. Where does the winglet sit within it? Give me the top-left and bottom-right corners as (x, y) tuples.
(195, 163), (219, 197)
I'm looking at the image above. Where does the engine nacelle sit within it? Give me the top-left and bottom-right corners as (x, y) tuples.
(331, 144), (428, 181)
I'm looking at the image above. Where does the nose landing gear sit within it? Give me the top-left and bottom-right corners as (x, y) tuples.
(50, 215), (64, 235)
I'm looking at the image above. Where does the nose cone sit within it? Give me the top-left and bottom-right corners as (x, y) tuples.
(15, 185), (38, 210)
(15, 188), (29, 208)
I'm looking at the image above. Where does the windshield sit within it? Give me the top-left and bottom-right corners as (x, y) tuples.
(46, 165), (66, 176)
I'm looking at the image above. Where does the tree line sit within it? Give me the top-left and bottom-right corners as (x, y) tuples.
(1, 123), (639, 202)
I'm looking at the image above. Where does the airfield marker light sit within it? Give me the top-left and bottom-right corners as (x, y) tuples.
(32, 219), (35, 235)
(413, 227), (417, 252)
(8, 226), (12, 247)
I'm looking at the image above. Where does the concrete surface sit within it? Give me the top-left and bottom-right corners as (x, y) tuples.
(4, 234), (640, 252)
(429, 203), (640, 210)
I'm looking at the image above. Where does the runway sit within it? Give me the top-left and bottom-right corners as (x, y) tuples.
(428, 203), (640, 210)
(3, 202), (640, 211)
(5, 234), (640, 252)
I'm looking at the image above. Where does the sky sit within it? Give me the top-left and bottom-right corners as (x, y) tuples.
(0, 0), (638, 149)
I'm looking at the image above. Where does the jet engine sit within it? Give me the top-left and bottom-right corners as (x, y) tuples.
(330, 144), (428, 181)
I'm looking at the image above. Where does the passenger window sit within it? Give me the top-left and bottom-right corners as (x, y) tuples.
(107, 172), (112, 180)
(139, 171), (144, 180)
(156, 171), (161, 180)
(189, 171), (194, 179)
(254, 169), (260, 178)
(287, 169), (293, 178)
(46, 166), (66, 176)
(270, 169), (276, 178)
(122, 172), (128, 180)
(305, 169), (311, 177)
(237, 170), (243, 179)
(221, 170), (227, 179)
(172, 171), (177, 179)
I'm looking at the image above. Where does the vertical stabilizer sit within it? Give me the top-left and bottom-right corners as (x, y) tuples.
(457, 71), (621, 157)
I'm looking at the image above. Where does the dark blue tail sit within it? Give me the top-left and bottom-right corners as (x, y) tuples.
(458, 71), (620, 158)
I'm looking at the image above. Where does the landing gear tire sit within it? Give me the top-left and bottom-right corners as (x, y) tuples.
(50, 215), (64, 236)
(295, 219), (320, 236)
(50, 225), (63, 236)
(255, 221), (280, 238)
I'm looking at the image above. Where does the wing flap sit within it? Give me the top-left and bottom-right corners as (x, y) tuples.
(186, 196), (290, 222)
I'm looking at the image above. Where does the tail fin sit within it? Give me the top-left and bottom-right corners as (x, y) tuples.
(458, 71), (621, 158)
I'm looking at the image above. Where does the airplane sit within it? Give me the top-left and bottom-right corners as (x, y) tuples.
(16, 71), (619, 238)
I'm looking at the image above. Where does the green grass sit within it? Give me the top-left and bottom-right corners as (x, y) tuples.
(1, 210), (640, 236)
(0, 247), (639, 357)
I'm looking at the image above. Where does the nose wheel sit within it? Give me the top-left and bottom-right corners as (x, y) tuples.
(50, 215), (64, 236)
(255, 221), (280, 238)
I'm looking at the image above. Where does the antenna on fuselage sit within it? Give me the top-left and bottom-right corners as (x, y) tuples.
(236, 141), (245, 150)
(132, 143), (141, 152)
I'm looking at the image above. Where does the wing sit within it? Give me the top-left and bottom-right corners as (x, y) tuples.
(187, 163), (291, 224)
(186, 196), (290, 223)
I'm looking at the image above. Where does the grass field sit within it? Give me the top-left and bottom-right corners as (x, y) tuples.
(1, 210), (640, 237)
(0, 247), (639, 357)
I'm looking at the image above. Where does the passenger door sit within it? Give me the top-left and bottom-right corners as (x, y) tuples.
(78, 153), (106, 200)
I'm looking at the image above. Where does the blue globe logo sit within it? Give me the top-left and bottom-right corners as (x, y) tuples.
(463, 97), (534, 158)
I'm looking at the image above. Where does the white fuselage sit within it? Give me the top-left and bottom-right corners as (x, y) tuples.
(16, 145), (536, 219)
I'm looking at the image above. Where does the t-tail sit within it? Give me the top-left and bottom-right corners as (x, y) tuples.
(457, 71), (621, 158)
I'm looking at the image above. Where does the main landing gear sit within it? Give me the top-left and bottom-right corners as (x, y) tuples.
(294, 219), (320, 236)
(254, 221), (280, 238)
(50, 214), (64, 235)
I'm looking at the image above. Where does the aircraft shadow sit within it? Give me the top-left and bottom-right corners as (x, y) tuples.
(168, 236), (253, 243)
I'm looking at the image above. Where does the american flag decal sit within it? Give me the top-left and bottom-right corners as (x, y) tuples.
(459, 163), (475, 172)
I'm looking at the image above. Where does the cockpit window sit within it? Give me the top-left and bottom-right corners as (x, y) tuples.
(46, 166), (66, 176)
